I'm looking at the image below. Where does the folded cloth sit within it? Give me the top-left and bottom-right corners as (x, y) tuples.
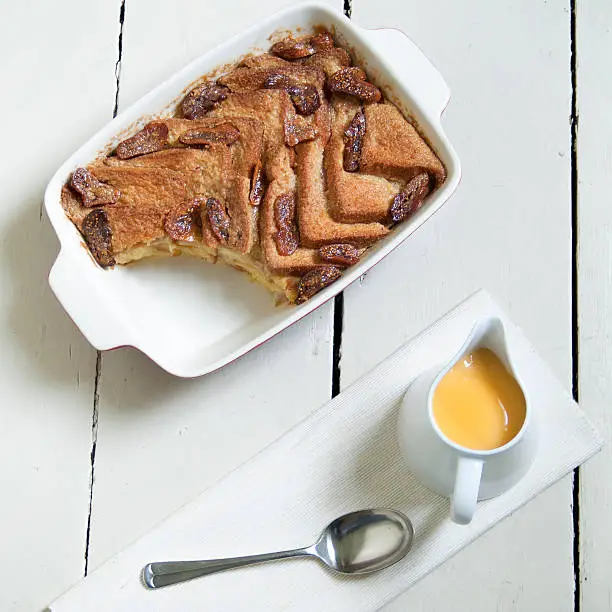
(49, 290), (602, 611)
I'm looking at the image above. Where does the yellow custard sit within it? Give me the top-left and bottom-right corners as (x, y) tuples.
(432, 347), (526, 451)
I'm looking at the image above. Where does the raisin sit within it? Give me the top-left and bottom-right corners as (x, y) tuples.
(273, 193), (299, 256)
(205, 197), (230, 241)
(249, 161), (265, 206)
(179, 123), (240, 146)
(270, 38), (316, 60)
(71, 167), (120, 207)
(319, 243), (363, 266)
(81, 208), (115, 267)
(343, 109), (366, 172)
(116, 122), (169, 159)
(264, 73), (291, 89)
(389, 173), (431, 223)
(264, 74), (321, 116)
(274, 227), (299, 256)
(270, 31), (335, 60)
(310, 31), (335, 52)
(274, 193), (296, 227)
(288, 84), (320, 116)
(327, 67), (381, 103)
(283, 115), (317, 147)
(164, 197), (203, 242)
(295, 266), (342, 304)
(181, 82), (229, 119)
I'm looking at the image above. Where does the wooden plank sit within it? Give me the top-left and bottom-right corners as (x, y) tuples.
(0, 2), (119, 610)
(87, 0), (340, 570)
(576, 0), (612, 609)
(346, 1), (575, 610)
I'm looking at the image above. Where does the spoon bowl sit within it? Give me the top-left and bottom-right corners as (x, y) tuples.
(313, 509), (414, 574)
(143, 508), (414, 588)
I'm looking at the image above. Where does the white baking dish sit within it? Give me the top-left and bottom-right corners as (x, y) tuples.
(44, 2), (461, 378)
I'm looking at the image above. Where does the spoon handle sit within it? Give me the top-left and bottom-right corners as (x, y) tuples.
(143, 547), (312, 588)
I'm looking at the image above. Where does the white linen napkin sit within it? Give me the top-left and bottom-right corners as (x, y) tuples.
(49, 290), (602, 611)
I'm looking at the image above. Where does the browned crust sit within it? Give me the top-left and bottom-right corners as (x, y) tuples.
(103, 148), (228, 249)
(240, 54), (290, 70)
(207, 90), (294, 182)
(164, 117), (264, 253)
(297, 47), (351, 76)
(163, 116), (263, 167)
(219, 62), (325, 93)
(360, 102), (446, 185)
(325, 97), (400, 224)
(297, 138), (388, 246)
(260, 176), (324, 276)
(63, 166), (185, 261)
(216, 65), (326, 156)
(104, 147), (229, 197)
(85, 164), (187, 254)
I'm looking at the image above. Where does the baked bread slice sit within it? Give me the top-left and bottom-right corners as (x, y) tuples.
(207, 89), (296, 181)
(259, 173), (323, 277)
(324, 97), (401, 224)
(104, 147), (229, 250)
(61, 165), (212, 265)
(297, 138), (389, 245)
(360, 102), (446, 185)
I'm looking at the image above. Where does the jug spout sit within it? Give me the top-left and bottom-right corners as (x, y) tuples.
(456, 316), (513, 373)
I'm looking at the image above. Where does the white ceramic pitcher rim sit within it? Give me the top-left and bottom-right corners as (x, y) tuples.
(427, 316), (532, 457)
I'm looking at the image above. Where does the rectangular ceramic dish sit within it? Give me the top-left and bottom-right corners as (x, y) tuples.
(44, 2), (461, 377)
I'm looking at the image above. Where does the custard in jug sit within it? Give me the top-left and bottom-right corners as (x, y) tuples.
(432, 347), (526, 451)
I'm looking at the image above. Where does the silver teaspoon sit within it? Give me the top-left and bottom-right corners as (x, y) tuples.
(143, 508), (413, 589)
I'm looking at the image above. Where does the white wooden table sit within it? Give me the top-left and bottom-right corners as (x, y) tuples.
(1, 0), (609, 610)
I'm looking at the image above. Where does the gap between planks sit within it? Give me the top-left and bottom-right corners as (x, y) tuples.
(570, 0), (580, 610)
(331, 0), (352, 399)
(83, 0), (126, 577)
(83, 353), (101, 576)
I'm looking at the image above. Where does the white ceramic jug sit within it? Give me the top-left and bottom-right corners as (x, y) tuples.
(397, 317), (537, 524)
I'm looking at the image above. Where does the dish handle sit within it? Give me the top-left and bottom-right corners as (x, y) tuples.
(359, 27), (450, 120)
(49, 251), (132, 351)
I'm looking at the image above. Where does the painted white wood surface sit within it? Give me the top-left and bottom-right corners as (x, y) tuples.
(86, 0), (339, 570)
(0, 3), (118, 610)
(576, 0), (612, 609)
(346, 1), (575, 610)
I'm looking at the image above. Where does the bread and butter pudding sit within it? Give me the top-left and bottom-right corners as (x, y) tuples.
(61, 30), (445, 304)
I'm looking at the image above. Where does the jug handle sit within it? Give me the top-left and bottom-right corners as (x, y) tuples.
(451, 456), (483, 524)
